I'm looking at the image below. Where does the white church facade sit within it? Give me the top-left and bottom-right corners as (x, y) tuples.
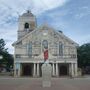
(13, 11), (78, 77)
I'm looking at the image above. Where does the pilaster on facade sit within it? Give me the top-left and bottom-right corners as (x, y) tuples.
(56, 63), (59, 77)
(14, 63), (21, 77)
(52, 63), (55, 76)
(33, 63), (36, 77)
(71, 63), (74, 77)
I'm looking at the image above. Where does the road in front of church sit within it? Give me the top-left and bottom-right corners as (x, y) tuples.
(0, 77), (90, 90)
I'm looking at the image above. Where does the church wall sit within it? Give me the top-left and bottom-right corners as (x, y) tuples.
(15, 46), (27, 55)
(15, 34), (77, 60)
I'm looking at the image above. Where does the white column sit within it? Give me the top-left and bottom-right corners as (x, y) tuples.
(56, 63), (59, 77)
(71, 63), (74, 77)
(52, 63), (55, 76)
(33, 63), (36, 77)
(37, 63), (39, 77)
(75, 63), (78, 77)
(18, 63), (21, 76)
(15, 63), (20, 77)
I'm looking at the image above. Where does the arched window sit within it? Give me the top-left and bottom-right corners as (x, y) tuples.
(42, 40), (48, 49)
(24, 23), (29, 29)
(27, 42), (32, 57)
(59, 42), (63, 56)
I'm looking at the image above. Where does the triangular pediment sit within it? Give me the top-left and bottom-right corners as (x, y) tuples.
(12, 24), (78, 47)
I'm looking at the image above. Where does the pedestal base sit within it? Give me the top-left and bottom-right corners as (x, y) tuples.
(42, 63), (52, 87)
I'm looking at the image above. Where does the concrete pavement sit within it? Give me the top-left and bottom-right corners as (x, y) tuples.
(0, 77), (90, 90)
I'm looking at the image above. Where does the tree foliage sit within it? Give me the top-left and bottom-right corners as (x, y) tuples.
(0, 39), (7, 53)
(77, 43), (90, 68)
(0, 38), (13, 71)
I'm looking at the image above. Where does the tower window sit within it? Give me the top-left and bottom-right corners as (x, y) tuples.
(24, 23), (29, 29)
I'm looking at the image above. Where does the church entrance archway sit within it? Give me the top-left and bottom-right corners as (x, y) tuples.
(22, 64), (32, 76)
(59, 64), (69, 76)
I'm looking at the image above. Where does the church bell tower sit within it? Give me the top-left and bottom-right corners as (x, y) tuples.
(18, 10), (37, 39)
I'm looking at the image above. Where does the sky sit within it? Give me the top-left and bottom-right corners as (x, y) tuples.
(0, 0), (90, 54)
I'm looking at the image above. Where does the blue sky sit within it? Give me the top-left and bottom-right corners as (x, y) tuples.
(0, 0), (90, 54)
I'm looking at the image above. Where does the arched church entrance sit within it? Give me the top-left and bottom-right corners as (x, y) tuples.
(22, 64), (32, 76)
(59, 64), (68, 76)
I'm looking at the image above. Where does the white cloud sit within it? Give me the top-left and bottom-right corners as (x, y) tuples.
(75, 12), (90, 19)
(0, 0), (69, 15)
(0, 23), (17, 54)
(31, 0), (68, 14)
(74, 6), (90, 19)
(0, 0), (69, 53)
(0, 0), (69, 29)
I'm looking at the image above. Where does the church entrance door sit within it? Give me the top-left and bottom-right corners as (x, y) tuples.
(59, 64), (68, 76)
(22, 64), (32, 76)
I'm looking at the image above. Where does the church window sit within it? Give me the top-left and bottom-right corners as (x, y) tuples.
(51, 42), (58, 56)
(42, 40), (48, 49)
(59, 42), (63, 56)
(33, 41), (41, 56)
(24, 23), (29, 29)
(27, 42), (32, 57)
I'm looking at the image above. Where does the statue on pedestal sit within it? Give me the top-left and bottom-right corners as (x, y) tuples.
(43, 49), (49, 63)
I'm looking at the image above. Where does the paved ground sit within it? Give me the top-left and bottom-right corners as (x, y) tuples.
(0, 77), (90, 90)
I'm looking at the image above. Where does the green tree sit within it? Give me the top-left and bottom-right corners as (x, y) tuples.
(0, 38), (13, 71)
(0, 39), (7, 53)
(77, 43), (90, 68)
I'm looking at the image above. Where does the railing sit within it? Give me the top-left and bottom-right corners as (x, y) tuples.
(15, 54), (77, 59)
